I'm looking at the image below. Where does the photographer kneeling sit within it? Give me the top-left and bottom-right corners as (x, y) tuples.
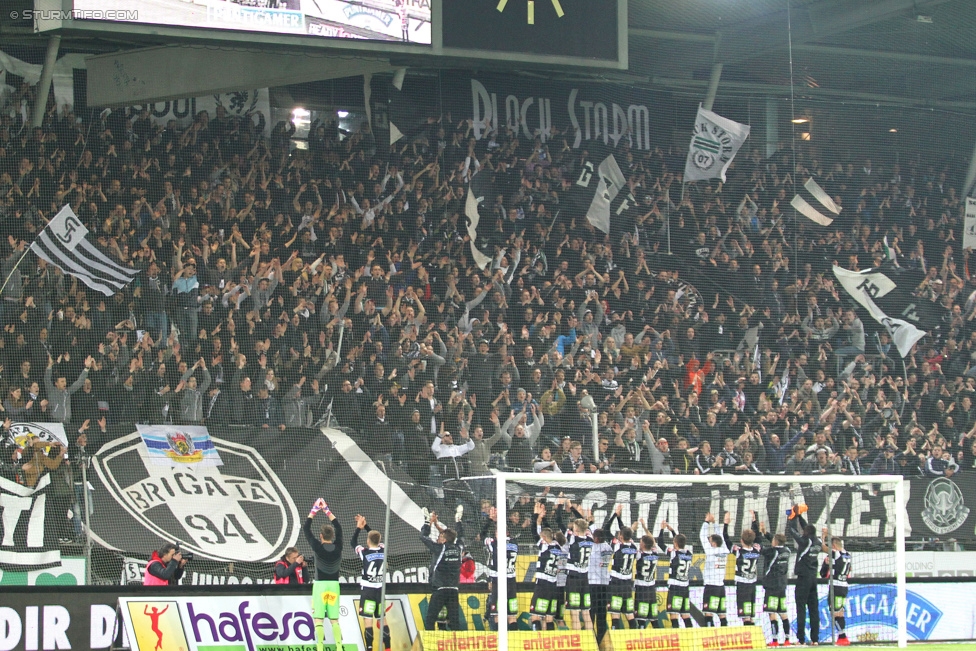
(143, 543), (188, 586)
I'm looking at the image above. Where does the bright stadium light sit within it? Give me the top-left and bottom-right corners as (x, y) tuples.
(292, 107), (311, 127)
(792, 117), (809, 124)
(337, 111), (349, 118)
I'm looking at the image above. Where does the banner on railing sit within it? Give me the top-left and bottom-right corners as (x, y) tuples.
(3, 419), (976, 577)
(86, 427), (431, 574)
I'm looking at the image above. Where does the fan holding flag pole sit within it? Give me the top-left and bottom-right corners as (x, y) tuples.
(13, 204), (141, 297)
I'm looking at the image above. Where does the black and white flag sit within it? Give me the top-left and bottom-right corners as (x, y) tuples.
(571, 146), (626, 234)
(31, 205), (139, 296)
(683, 106), (750, 183)
(833, 266), (929, 357)
(464, 172), (495, 271)
(792, 177), (842, 226)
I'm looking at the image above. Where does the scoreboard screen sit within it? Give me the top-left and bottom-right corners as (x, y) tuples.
(72, 0), (432, 44)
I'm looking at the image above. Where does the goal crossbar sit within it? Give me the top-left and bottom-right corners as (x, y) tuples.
(493, 472), (907, 649)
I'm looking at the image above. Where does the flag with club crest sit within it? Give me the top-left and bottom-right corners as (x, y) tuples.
(683, 106), (750, 183)
(30, 205), (139, 296)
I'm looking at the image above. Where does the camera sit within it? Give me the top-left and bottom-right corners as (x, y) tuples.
(176, 547), (194, 562)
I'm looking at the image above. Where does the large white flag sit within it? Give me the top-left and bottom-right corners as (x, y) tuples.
(683, 106), (750, 183)
(31, 205), (140, 295)
(833, 266), (926, 358)
(584, 154), (626, 234)
(964, 197), (976, 250)
(792, 177), (842, 226)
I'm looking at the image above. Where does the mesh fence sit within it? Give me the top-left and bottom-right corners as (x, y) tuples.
(0, 0), (975, 605)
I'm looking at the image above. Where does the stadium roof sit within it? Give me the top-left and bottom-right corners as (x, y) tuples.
(1, 0), (974, 111)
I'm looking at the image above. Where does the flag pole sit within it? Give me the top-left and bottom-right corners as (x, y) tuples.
(0, 246), (31, 300)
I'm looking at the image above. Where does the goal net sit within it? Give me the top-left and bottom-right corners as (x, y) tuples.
(482, 473), (907, 651)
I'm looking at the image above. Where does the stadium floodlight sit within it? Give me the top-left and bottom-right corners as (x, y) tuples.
(494, 473), (907, 651)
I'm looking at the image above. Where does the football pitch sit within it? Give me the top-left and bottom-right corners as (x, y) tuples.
(776, 646), (973, 649)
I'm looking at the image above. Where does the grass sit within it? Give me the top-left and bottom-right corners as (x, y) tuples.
(816, 646), (975, 650)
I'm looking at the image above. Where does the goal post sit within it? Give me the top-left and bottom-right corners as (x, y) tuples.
(493, 472), (908, 650)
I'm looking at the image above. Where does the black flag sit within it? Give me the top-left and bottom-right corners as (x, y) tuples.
(569, 143), (626, 235)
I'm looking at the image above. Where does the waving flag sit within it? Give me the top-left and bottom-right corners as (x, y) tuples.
(570, 144), (626, 234)
(792, 177), (842, 226)
(30, 205), (139, 296)
(465, 171), (495, 270)
(683, 106), (750, 183)
(833, 266), (933, 357)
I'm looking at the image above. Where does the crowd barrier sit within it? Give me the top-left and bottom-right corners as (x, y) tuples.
(6, 421), (976, 586)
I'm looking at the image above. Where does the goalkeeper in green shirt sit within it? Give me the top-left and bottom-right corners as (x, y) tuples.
(305, 498), (344, 651)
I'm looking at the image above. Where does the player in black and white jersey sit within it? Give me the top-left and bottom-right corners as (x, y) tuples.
(564, 517), (594, 629)
(663, 521), (694, 628)
(821, 530), (853, 646)
(482, 507), (518, 630)
(554, 499), (594, 631)
(530, 524), (568, 630)
(633, 521), (664, 629)
(724, 510), (762, 626)
(756, 515), (793, 647)
(607, 506), (638, 630)
(352, 514), (390, 651)
(699, 513), (729, 627)
(553, 530), (570, 628)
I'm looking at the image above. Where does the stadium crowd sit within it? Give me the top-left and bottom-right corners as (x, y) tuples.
(0, 78), (973, 499)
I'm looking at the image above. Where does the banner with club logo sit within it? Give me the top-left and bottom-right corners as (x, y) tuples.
(85, 426), (432, 577)
(4, 422), (68, 449)
(683, 106), (750, 183)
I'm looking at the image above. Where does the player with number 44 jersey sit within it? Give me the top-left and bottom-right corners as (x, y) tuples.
(352, 514), (390, 651)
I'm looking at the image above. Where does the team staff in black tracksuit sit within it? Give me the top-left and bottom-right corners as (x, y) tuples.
(420, 512), (464, 630)
(789, 505), (824, 645)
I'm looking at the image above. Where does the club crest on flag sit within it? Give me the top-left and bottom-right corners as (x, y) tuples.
(137, 424), (223, 468)
(165, 430), (202, 463)
(683, 106), (750, 183)
(53, 213), (83, 244)
(690, 130), (725, 173)
(31, 204), (140, 296)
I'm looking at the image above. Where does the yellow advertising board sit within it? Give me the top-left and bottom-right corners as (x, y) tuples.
(416, 630), (499, 651)
(687, 626), (766, 650)
(608, 626), (766, 651)
(413, 627), (767, 651)
(508, 631), (597, 651)
(608, 629), (683, 651)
